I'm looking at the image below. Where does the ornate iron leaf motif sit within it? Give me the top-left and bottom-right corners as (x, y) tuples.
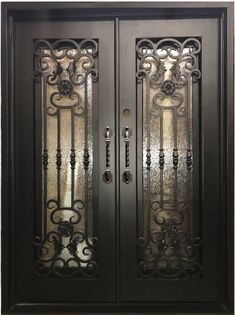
(137, 203), (203, 278)
(34, 39), (98, 116)
(34, 39), (98, 277)
(34, 200), (98, 277)
(136, 38), (202, 279)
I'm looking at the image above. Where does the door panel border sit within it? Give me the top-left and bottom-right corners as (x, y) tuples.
(2, 2), (233, 313)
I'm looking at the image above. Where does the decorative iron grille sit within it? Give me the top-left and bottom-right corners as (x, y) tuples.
(136, 38), (202, 279)
(34, 39), (99, 277)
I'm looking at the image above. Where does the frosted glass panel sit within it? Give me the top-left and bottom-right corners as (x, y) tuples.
(137, 38), (202, 279)
(34, 39), (98, 277)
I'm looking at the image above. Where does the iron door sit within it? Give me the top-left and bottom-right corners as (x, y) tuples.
(2, 4), (233, 312)
(119, 19), (223, 302)
(13, 21), (116, 302)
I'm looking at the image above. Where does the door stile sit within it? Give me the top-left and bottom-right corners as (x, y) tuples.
(119, 23), (138, 299)
(115, 16), (121, 302)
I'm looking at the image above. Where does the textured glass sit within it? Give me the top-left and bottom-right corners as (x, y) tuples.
(137, 38), (202, 279)
(34, 39), (98, 277)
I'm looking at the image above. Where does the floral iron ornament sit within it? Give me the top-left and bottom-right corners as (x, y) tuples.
(34, 39), (99, 277)
(137, 204), (202, 278)
(58, 79), (73, 95)
(34, 39), (98, 116)
(161, 80), (175, 95)
(136, 38), (202, 279)
(34, 200), (98, 277)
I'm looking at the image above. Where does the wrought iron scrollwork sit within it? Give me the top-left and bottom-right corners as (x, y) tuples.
(34, 39), (98, 116)
(34, 38), (99, 277)
(137, 37), (201, 119)
(137, 209), (202, 279)
(136, 37), (202, 279)
(34, 199), (98, 277)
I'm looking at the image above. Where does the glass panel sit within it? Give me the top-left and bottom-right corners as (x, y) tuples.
(34, 39), (98, 277)
(137, 38), (202, 279)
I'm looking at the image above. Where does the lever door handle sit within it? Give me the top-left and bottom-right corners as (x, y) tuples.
(103, 126), (113, 184)
(122, 126), (132, 184)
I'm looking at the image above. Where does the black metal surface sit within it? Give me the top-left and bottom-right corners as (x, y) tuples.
(122, 126), (132, 184)
(136, 37), (202, 279)
(6, 19), (116, 304)
(119, 16), (231, 303)
(103, 126), (113, 183)
(33, 38), (100, 277)
(4, 302), (233, 313)
(1, 2), (234, 313)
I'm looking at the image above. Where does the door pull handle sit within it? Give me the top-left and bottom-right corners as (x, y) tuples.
(122, 126), (132, 184)
(103, 126), (113, 184)
(122, 170), (131, 184)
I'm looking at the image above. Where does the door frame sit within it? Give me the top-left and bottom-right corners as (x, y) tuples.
(1, 2), (234, 313)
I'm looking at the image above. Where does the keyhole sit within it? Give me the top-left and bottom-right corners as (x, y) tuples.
(123, 109), (131, 117)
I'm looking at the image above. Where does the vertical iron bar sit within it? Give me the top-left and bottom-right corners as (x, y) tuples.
(43, 77), (47, 240)
(70, 109), (75, 206)
(92, 69), (99, 242)
(146, 77), (151, 242)
(87, 75), (93, 239)
(57, 109), (61, 207)
(115, 16), (120, 302)
(187, 78), (192, 236)
(173, 107), (178, 209)
(84, 78), (88, 236)
(144, 77), (151, 242)
(160, 108), (164, 209)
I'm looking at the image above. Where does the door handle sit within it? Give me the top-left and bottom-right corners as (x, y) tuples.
(103, 126), (113, 184)
(122, 126), (132, 184)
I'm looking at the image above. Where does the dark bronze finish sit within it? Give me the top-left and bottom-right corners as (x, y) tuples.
(42, 149), (48, 170)
(173, 148), (178, 169)
(159, 148), (165, 169)
(122, 126), (132, 184)
(1, 2), (233, 313)
(161, 80), (175, 95)
(103, 126), (113, 183)
(119, 11), (233, 306)
(135, 36), (202, 279)
(70, 149), (76, 170)
(146, 149), (151, 170)
(33, 38), (99, 278)
(187, 149), (193, 170)
(83, 148), (90, 170)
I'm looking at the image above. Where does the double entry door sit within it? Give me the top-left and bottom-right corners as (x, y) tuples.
(14, 17), (222, 304)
